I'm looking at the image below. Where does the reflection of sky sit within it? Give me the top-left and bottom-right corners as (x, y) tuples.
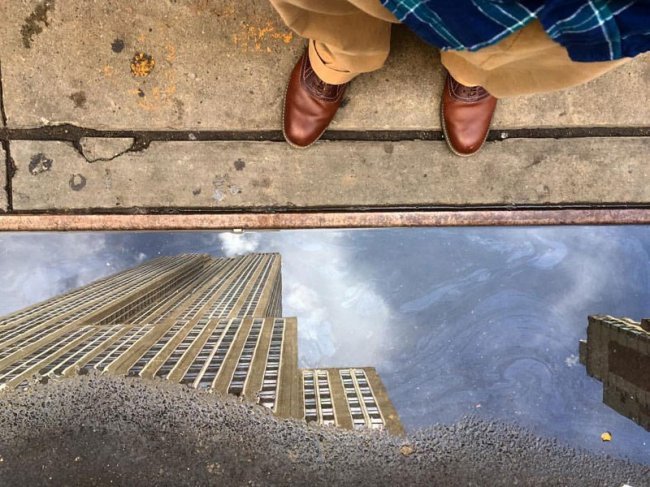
(0, 227), (649, 464)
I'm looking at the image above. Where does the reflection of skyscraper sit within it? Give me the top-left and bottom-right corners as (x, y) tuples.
(580, 315), (650, 431)
(0, 254), (402, 434)
(301, 367), (404, 435)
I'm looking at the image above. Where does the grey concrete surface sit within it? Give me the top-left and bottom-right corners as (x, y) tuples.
(9, 138), (650, 210)
(0, 0), (648, 131)
(79, 137), (135, 162)
(0, 373), (647, 486)
(0, 146), (6, 212)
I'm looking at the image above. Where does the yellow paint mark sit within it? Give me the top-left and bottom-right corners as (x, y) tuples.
(601, 432), (612, 442)
(271, 31), (293, 44)
(131, 52), (156, 77)
(232, 21), (294, 52)
(137, 33), (146, 43)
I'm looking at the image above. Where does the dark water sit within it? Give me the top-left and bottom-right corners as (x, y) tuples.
(1, 226), (649, 464)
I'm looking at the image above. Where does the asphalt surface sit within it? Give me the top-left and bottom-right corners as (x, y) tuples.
(0, 373), (647, 486)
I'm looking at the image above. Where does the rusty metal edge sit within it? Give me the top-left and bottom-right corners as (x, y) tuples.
(2, 209), (650, 231)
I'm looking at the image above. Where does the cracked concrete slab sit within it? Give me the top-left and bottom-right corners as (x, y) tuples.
(79, 137), (135, 162)
(0, 1), (648, 131)
(0, 145), (6, 212)
(9, 138), (650, 210)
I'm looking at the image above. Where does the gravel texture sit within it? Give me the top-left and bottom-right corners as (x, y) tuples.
(0, 373), (647, 486)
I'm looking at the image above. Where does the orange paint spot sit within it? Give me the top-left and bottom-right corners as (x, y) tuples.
(131, 53), (156, 77)
(272, 32), (294, 44)
(165, 44), (177, 63)
(232, 21), (294, 52)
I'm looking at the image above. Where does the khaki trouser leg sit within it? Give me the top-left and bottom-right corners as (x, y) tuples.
(269, 0), (398, 84)
(440, 20), (629, 98)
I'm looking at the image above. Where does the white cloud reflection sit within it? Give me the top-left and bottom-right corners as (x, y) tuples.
(218, 231), (393, 368)
(0, 233), (110, 316)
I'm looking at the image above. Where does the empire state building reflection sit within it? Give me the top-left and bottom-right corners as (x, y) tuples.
(580, 315), (650, 431)
(0, 254), (403, 435)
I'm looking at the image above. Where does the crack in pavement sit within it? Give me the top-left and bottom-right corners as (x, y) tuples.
(2, 140), (16, 211)
(0, 61), (7, 128)
(71, 138), (150, 164)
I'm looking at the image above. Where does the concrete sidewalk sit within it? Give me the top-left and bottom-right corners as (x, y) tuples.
(0, 0), (649, 221)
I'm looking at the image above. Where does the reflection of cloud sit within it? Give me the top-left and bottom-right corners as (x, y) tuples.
(544, 229), (621, 319)
(218, 231), (393, 368)
(218, 233), (261, 257)
(565, 354), (579, 367)
(0, 233), (109, 316)
(277, 232), (392, 368)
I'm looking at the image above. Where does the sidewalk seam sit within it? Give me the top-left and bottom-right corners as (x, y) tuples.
(0, 61), (7, 128)
(1, 140), (15, 212)
(1, 126), (649, 144)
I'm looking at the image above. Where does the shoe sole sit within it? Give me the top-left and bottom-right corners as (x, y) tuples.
(440, 98), (492, 158)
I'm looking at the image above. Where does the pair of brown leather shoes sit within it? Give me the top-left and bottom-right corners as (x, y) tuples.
(282, 50), (496, 156)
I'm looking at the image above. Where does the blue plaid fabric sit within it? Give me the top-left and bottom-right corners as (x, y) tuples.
(380, 0), (650, 62)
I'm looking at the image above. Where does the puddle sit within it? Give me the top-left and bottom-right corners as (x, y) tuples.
(0, 226), (648, 467)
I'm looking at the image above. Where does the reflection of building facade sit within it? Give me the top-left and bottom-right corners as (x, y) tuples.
(302, 367), (403, 434)
(580, 315), (650, 431)
(0, 254), (403, 435)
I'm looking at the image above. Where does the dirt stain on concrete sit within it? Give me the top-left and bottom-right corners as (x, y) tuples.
(69, 174), (87, 191)
(29, 153), (53, 175)
(234, 159), (246, 171)
(251, 177), (271, 189)
(174, 99), (185, 122)
(21, 0), (55, 49)
(69, 91), (87, 109)
(111, 39), (125, 53)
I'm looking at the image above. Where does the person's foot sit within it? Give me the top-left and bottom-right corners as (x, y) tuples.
(283, 49), (348, 149)
(441, 73), (497, 157)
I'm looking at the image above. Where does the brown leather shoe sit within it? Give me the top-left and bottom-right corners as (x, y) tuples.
(441, 74), (497, 157)
(282, 49), (348, 149)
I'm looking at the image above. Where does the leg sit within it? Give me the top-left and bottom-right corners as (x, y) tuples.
(439, 20), (629, 157)
(269, 0), (396, 147)
(440, 20), (628, 98)
(270, 0), (397, 84)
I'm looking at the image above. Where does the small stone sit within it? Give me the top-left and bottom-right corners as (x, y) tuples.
(400, 445), (414, 456)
